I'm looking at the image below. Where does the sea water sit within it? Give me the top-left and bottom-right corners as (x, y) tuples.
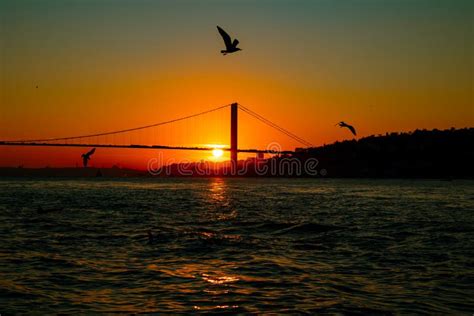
(0, 178), (473, 313)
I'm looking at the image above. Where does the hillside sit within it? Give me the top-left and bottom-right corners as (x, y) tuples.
(293, 128), (474, 178)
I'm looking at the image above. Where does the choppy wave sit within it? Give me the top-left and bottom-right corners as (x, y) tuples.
(0, 178), (473, 314)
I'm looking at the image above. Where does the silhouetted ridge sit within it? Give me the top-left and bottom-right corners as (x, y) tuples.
(298, 128), (474, 178)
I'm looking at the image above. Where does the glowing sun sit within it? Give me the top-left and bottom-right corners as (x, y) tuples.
(212, 148), (224, 158)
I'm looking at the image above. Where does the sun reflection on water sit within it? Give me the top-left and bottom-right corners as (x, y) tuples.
(208, 177), (227, 203)
(144, 260), (251, 311)
(201, 273), (239, 285)
(204, 178), (237, 221)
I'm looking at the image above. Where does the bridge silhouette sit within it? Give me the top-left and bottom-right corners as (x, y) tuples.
(0, 103), (313, 166)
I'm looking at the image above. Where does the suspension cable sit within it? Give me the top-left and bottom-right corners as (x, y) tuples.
(239, 104), (313, 147)
(240, 106), (311, 146)
(8, 103), (232, 143)
(4, 102), (314, 148)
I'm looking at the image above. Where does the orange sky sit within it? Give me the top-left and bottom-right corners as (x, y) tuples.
(1, 0), (472, 169)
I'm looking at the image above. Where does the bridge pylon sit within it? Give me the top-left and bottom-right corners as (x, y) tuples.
(230, 103), (238, 171)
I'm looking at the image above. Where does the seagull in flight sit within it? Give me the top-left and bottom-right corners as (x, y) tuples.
(217, 26), (241, 55)
(336, 121), (357, 136)
(81, 148), (96, 167)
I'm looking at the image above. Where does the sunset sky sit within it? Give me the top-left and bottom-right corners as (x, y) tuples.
(1, 0), (472, 168)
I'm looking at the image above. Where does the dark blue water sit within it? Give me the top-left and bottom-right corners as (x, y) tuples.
(0, 178), (473, 314)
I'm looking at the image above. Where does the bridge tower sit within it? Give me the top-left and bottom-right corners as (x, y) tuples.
(230, 103), (238, 169)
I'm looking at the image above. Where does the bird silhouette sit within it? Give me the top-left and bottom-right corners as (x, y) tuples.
(336, 121), (357, 136)
(217, 26), (241, 55)
(81, 148), (96, 167)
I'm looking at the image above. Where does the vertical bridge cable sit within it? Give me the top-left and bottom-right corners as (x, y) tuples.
(238, 104), (313, 147)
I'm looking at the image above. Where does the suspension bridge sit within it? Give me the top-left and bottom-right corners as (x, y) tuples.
(0, 103), (313, 166)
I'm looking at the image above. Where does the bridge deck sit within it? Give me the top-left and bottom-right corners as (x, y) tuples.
(0, 142), (296, 155)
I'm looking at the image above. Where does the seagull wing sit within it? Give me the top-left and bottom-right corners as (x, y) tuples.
(232, 38), (239, 47)
(217, 26), (233, 49)
(87, 148), (96, 156)
(348, 125), (357, 136)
